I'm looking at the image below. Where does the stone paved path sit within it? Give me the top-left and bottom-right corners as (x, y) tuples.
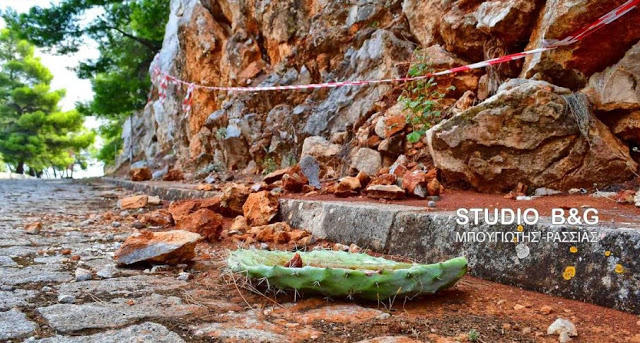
(1, 179), (639, 342)
(0, 180), (400, 342)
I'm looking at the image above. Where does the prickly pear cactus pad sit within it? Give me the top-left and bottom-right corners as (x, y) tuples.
(227, 249), (467, 300)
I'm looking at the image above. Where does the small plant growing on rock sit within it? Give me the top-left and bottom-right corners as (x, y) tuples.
(262, 156), (278, 175)
(468, 328), (480, 342)
(215, 127), (227, 140)
(398, 49), (455, 143)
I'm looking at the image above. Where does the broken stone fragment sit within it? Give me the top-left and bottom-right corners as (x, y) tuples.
(301, 136), (341, 163)
(282, 165), (309, 192)
(251, 222), (292, 243)
(427, 178), (441, 197)
(118, 195), (148, 210)
(547, 318), (578, 343)
(147, 196), (161, 205)
(365, 184), (405, 200)
(197, 183), (214, 191)
(263, 168), (289, 184)
(114, 230), (202, 265)
(141, 209), (174, 227)
(243, 191), (279, 226)
(168, 198), (222, 224)
(402, 170), (436, 198)
(75, 268), (92, 282)
(129, 167), (152, 181)
(356, 171), (371, 188)
(162, 168), (184, 181)
(298, 155), (321, 189)
(350, 148), (382, 176)
(334, 177), (362, 197)
(25, 222), (42, 235)
(220, 184), (250, 216)
(230, 216), (249, 233)
(369, 174), (397, 186)
(178, 209), (223, 241)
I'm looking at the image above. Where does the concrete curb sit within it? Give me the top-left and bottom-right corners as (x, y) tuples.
(103, 178), (639, 313)
(279, 199), (640, 314)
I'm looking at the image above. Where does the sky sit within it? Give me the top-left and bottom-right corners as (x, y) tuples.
(0, 0), (105, 177)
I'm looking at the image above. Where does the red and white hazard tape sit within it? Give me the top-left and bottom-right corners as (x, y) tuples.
(149, 0), (639, 113)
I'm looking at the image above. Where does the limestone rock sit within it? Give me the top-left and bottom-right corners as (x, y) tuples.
(301, 136), (342, 163)
(547, 318), (578, 343)
(298, 155), (321, 189)
(402, 0), (447, 47)
(402, 170), (436, 198)
(282, 165), (309, 193)
(370, 174), (397, 186)
(263, 168), (289, 184)
(75, 268), (92, 282)
(118, 195), (148, 210)
(585, 41), (640, 111)
(440, 0), (540, 61)
(427, 79), (637, 192)
(162, 168), (184, 181)
(230, 216), (249, 233)
(142, 209), (174, 227)
(334, 177), (362, 197)
(243, 191), (279, 226)
(220, 184), (250, 216)
(351, 148), (382, 176)
(130, 167), (152, 181)
(365, 185), (405, 200)
(178, 209), (224, 241)
(603, 111), (640, 145)
(522, 0), (640, 89)
(356, 171), (371, 188)
(114, 230), (202, 265)
(378, 134), (405, 156)
(167, 200), (201, 224)
(374, 104), (409, 139)
(584, 41), (640, 144)
(25, 221), (42, 234)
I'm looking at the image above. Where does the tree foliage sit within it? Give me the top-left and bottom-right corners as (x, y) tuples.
(0, 29), (95, 176)
(3, 0), (170, 164)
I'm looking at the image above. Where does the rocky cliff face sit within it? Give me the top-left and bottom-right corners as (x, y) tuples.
(121, 0), (640, 192)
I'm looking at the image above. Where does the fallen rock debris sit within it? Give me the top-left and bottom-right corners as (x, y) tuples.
(114, 230), (202, 265)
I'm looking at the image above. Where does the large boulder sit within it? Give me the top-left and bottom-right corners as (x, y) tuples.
(584, 41), (640, 112)
(402, 0), (447, 47)
(439, 0), (541, 61)
(427, 79), (637, 193)
(522, 0), (640, 89)
(584, 41), (640, 145)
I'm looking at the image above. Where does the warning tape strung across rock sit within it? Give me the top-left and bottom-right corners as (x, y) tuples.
(149, 0), (639, 112)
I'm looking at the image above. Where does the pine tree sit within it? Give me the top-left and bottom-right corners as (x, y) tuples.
(0, 29), (95, 176)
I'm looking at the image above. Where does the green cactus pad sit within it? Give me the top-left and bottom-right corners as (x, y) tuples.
(227, 249), (467, 300)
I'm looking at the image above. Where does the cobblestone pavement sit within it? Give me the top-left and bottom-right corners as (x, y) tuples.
(1, 179), (639, 343)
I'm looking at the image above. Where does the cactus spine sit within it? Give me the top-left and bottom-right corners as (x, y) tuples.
(227, 249), (467, 300)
